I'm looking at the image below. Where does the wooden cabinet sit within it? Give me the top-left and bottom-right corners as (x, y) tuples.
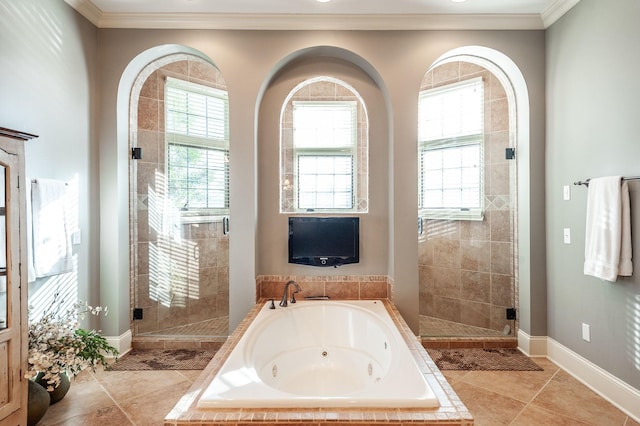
(0, 127), (36, 425)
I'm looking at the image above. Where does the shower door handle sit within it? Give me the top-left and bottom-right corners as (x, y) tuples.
(223, 216), (230, 235)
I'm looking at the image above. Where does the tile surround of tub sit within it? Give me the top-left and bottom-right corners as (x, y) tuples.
(256, 275), (392, 301)
(164, 299), (474, 426)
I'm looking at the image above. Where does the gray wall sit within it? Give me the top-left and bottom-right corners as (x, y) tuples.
(0, 1), (100, 326)
(546, 0), (640, 389)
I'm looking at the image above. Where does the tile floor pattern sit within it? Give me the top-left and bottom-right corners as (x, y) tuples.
(138, 316), (229, 337)
(38, 357), (638, 426)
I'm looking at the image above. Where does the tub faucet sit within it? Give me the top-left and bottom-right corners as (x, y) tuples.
(279, 280), (301, 307)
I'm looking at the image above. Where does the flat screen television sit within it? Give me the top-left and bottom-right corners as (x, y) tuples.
(288, 217), (359, 267)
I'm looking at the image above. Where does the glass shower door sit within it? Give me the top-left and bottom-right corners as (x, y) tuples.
(130, 56), (230, 339)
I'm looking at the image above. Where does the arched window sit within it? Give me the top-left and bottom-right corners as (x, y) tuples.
(280, 77), (368, 213)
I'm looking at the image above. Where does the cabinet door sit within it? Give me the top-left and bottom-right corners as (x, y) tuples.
(0, 147), (23, 421)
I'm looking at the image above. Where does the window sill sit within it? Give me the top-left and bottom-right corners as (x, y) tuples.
(420, 211), (484, 222)
(179, 213), (227, 224)
(283, 209), (367, 215)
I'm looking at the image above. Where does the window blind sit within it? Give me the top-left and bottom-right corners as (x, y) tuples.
(418, 77), (484, 220)
(293, 101), (357, 210)
(165, 77), (229, 213)
(166, 77), (228, 143)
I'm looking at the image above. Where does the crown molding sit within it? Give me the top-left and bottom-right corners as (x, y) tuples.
(95, 13), (545, 31)
(65, 0), (102, 26)
(542, 0), (582, 28)
(65, 0), (580, 31)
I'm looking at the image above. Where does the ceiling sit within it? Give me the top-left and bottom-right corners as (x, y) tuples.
(65, 0), (580, 30)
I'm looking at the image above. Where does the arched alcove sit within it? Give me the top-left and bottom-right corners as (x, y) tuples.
(253, 45), (396, 307)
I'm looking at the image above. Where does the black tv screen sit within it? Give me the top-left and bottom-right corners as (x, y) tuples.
(288, 217), (359, 267)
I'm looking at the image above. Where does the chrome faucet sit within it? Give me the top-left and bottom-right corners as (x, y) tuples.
(279, 280), (301, 307)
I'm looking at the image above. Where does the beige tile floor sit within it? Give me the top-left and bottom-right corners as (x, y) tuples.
(38, 357), (639, 426)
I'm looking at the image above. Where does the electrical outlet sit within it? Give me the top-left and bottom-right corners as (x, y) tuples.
(563, 228), (571, 244)
(582, 323), (591, 342)
(563, 185), (571, 201)
(72, 229), (81, 245)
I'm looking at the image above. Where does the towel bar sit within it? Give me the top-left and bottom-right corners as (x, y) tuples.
(574, 176), (640, 187)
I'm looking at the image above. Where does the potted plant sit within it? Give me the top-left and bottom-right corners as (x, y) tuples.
(26, 293), (119, 404)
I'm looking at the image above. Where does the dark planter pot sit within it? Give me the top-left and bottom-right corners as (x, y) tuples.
(27, 380), (50, 426)
(35, 372), (71, 404)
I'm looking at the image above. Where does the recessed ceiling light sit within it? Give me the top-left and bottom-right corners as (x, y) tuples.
(451, 0), (467, 2)
(317, 0), (332, 3)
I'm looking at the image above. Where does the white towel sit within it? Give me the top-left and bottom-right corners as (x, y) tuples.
(584, 176), (633, 282)
(619, 180), (633, 276)
(31, 179), (73, 278)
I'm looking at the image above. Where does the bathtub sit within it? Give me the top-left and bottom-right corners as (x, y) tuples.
(197, 300), (440, 408)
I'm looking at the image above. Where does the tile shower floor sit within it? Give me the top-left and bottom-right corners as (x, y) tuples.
(38, 357), (639, 425)
(138, 316), (229, 337)
(420, 315), (508, 337)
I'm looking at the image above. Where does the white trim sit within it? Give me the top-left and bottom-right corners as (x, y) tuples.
(64, 0), (102, 26)
(64, 10), (541, 30)
(542, 0), (582, 28)
(65, 0), (580, 30)
(517, 329), (547, 357)
(517, 332), (640, 423)
(96, 13), (545, 31)
(104, 329), (133, 357)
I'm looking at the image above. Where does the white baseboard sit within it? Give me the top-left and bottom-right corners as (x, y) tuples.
(517, 329), (547, 357)
(518, 330), (640, 422)
(105, 329), (132, 357)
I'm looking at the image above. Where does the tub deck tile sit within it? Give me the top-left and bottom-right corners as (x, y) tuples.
(164, 299), (473, 425)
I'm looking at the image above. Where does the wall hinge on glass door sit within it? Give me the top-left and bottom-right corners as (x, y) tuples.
(505, 148), (516, 160)
(133, 308), (143, 320)
(132, 147), (142, 160)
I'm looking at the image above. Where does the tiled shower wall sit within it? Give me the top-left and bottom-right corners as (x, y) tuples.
(130, 56), (229, 336)
(418, 61), (516, 335)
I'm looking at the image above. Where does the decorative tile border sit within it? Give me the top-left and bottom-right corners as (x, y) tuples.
(164, 298), (473, 425)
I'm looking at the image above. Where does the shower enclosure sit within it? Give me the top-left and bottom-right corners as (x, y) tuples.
(418, 60), (517, 338)
(130, 55), (229, 339)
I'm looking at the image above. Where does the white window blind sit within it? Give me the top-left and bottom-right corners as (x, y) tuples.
(293, 102), (355, 149)
(293, 101), (356, 210)
(165, 77), (229, 213)
(418, 77), (484, 220)
(166, 77), (228, 142)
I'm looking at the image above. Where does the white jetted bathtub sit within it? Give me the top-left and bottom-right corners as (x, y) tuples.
(197, 300), (440, 408)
